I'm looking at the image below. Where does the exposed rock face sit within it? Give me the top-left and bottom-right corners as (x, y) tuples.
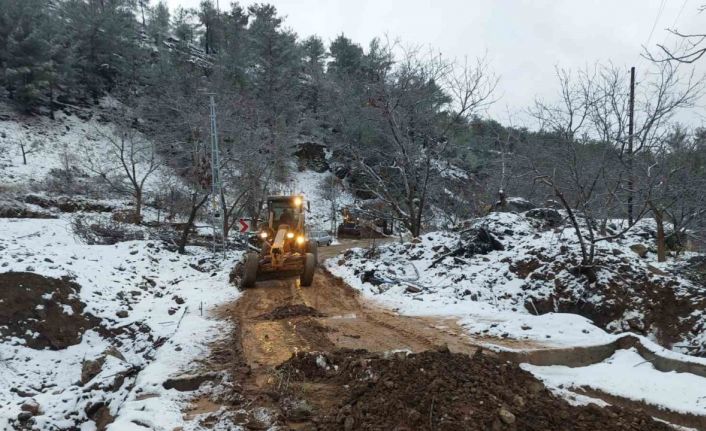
(295, 142), (329, 173)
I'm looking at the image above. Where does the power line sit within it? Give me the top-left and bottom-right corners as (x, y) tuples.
(671, 0), (690, 29)
(645, 0), (667, 48)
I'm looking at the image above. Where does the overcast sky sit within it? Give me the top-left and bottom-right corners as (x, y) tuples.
(164, 0), (705, 126)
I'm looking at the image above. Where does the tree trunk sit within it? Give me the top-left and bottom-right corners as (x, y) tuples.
(178, 193), (210, 254)
(134, 189), (142, 225)
(49, 84), (55, 120)
(655, 209), (666, 262)
(20, 143), (27, 165)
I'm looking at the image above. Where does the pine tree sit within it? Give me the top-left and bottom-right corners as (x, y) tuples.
(0, 0), (54, 111)
(301, 35), (326, 115)
(246, 4), (302, 181)
(328, 34), (364, 78)
(198, 0), (222, 55)
(147, 1), (171, 47)
(218, 3), (248, 86)
(172, 7), (198, 46)
(59, 0), (142, 100)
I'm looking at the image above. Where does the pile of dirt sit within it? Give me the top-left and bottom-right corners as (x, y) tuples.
(515, 240), (706, 354)
(258, 304), (326, 320)
(278, 348), (671, 431)
(0, 272), (101, 349)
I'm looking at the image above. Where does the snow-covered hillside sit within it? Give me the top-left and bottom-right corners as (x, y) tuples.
(0, 216), (241, 430)
(326, 208), (706, 421)
(292, 169), (355, 233)
(328, 209), (706, 355)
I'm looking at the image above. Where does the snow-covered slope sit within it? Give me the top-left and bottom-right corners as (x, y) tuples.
(326, 209), (706, 421)
(0, 103), (173, 199)
(327, 210), (706, 356)
(292, 169), (355, 232)
(0, 217), (241, 430)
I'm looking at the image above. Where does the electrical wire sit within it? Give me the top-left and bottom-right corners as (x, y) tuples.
(645, 0), (667, 49)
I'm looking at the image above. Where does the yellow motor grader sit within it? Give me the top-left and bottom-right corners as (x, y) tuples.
(240, 195), (318, 288)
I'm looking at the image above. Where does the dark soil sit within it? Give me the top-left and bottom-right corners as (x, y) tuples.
(0, 199), (56, 219)
(24, 194), (115, 213)
(258, 304), (326, 320)
(525, 256), (706, 349)
(0, 272), (101, 349)
(277, 348), (672, 431)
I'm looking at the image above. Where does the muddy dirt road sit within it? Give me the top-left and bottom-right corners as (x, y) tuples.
(183, 240), (698, 430)
(223, 269), (478, 369)
(188, 267), (678, 430)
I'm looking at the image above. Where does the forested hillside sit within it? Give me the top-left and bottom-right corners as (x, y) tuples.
(2, 0), (705, 253)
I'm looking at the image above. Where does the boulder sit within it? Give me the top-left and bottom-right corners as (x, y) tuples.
(104, 346), (125, 361)
(630, 244), (648, 258)
(81, 357), (106, 385)
(459, 227), (505, 255)
(20, 400), (41, 416)
(162, 372), (218, 391)
(405, 285), (422, 294)
(497, 197), (535, 213)
(498, 407), (516, 424)
(525, 208), (562, 227)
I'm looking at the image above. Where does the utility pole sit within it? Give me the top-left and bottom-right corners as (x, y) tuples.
(627, 66), (635, 225)
(207, 93), (225, 258)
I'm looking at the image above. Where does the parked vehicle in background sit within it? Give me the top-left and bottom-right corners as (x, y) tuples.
(310, 230), (333, 246)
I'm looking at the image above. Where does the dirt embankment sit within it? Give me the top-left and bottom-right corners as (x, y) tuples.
(185, 269), (678, 431)
(0, 272), (101, 349)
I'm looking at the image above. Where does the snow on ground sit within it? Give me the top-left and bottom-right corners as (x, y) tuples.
(327, 247), (615, 349)
(291, 169), (355, 232)
(0, 217), (241, 430)
(0, 111), (96, 189)
(523, 348), (706, 417)
(325, 208), (706, 418)
(326, 210), (706, 354)
(0, 104), (175, 198)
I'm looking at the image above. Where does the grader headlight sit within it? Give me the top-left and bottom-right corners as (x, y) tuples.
(293, 196), (303, 207)
(296, 236), (306, 245)
(286, 232), (295, 239)
(259, 231), (268, 239)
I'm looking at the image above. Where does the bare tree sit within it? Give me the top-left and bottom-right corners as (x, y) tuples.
(527, 63), (701, 268)
(646, 5), (706, 64)
(82, 114), (160, 224)
(347, 46), (497, 237)
(17, 134), (42, 165)
(529, 69), (635, 268)
(644, 126), (706, 260)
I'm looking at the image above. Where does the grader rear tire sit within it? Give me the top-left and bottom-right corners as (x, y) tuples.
(240, 252), (259, 289)
(300, 253), (316, 287)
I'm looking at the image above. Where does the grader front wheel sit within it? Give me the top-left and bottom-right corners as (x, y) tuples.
(307, 239), (319, 267)
(300, 253), (316, 287)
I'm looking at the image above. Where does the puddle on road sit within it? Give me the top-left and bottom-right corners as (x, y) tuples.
(326, 313), (358, 319)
